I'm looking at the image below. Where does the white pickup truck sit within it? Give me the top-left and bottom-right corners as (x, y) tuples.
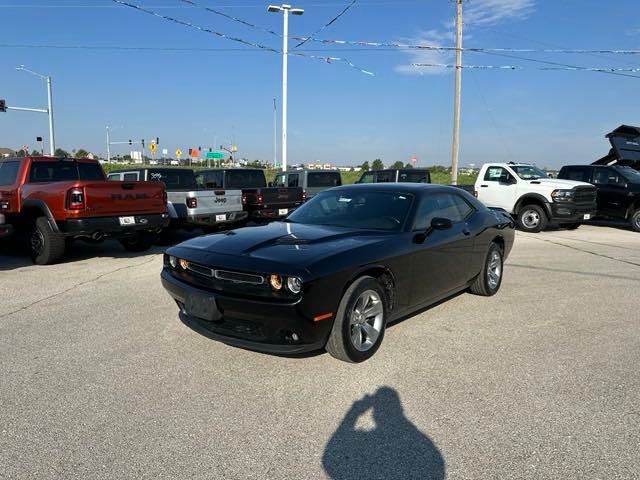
(474, 163), (597, 232)
(107, 168), (247, 232)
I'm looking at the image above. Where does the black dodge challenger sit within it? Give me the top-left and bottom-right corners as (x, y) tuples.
(161, 183), (515, 362)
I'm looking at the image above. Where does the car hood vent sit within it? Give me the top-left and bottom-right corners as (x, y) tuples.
(275, 236), (311, 245)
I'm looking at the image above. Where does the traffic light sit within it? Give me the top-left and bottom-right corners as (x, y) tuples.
(156, 137), (160, 145)
(198, 146), (202, 152)
(141, 139), (145, 148)
(209, 147), (212, 152)
(0, 99), (6, 112)
(128, 139), (132, 146)
(36, 136), (43, 142)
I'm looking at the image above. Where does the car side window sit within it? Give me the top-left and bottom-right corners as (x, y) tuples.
(107, 173), (121, 181)
(375, 171), (394, 183)
(123, 172), (139, 182)
(287, 174), (299, 188)
(593, 168), (623, 186)
(484, 167), (513, 183)
(359, 172), (375, 184)
(414, 193), (475, 230)
(562, 167), (588, 182)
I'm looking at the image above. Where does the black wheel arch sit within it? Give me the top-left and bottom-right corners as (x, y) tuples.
(21, 199), (60, 233)
(343, 265), (397, 312)
(514, 194), (552, 219)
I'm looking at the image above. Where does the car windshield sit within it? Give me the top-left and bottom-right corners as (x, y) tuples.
(0, 161), (20, 186)
(286, 190), (414, 231)
(617, 167), (640, 183)
(511, 165), (548, 180)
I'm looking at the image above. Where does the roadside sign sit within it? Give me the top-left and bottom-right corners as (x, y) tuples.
(175, 149), (182, 158)
(206, 151), (225, 160)
(149, 143), (157, 153)
(162, 148), (168, 156)
(190, 148), (198, 158)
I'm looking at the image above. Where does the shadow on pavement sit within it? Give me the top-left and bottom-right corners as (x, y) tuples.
(323, 387), (445, 480)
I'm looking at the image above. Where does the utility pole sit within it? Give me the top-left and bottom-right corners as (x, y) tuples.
(273, 97), (278, 168)
(106, 126), (111, 163)
(450, 0), (463, 185)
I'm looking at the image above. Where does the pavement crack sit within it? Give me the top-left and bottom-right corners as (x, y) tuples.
(522, 235), (640, 268)
(0, 255), (160, 320)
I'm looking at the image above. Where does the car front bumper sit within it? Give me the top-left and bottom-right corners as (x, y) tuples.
(549, 202), (596, 223)
(60, 213), (170, 236)
(161, 270), (329, 354)
(0, 223), (14, 239)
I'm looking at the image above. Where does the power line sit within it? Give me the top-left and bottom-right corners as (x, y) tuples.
(413, 63), (640, 72)
(295, 0), (358, 49)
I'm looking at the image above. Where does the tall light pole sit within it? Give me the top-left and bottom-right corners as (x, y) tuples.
(16, 66), (56, 156)
(450, 0), (463, 185)
(106, 126), (111, 163)
(273, 97), (277, 168)
(268, 4), (304, 172)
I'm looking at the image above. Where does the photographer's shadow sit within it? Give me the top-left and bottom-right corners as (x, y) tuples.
(323, 387), (445, 480)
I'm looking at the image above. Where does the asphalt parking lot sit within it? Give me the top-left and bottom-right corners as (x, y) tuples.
(1, 224), (639, 479)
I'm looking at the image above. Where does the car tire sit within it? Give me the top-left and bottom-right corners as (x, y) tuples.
(30, 216), (66, 265)
(631, 209), (640, 233)
(326, 276), (387, 363)
(561, 223), (581, 230)
(516, 204), (548, 233)
(120, 232), (155, 252)
(469, 242), (504, 297)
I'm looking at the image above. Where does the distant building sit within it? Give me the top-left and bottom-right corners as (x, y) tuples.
(0, 147), (15, 158)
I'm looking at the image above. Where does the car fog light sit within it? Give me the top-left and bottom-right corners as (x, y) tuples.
(179, 258), (189, 270)
(270, 274), (283, 290)
(287, 277), (303, 294)
(169, 256), (178, 268)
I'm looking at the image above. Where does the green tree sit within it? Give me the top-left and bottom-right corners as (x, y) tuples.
(372, 159), (384, 171)
(390, 161), (404, 169)
(361, 161), (370, 171)
(54, 148), (70, 158)
(74, 148), (89, 159)
(404, 163), (414, 169)
(16, 149), (28, 157)
(30, 149), (42, 156)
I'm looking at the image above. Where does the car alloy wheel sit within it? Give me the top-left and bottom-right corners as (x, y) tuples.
(30, 228), (45, 257)
(487, 250), (502, 290)
(349, 290), (384, 352)
(521, 209), (540, 229)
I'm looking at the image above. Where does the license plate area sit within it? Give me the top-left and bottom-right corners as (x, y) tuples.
(185, 293), (221, 321)
(583, 214), (591, 220)
(278, 208), (288, 216)
(216, 214), (226, 222)
(119, 216), (136, 226)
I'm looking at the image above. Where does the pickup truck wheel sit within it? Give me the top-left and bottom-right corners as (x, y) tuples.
(30, 217), (66, 265)
(326, 276), (387, 363)
(470, 242), (503, 296)
(120, 232), (154, 252)
(631, 209), (640, 232)
(517, 205), (547, 233)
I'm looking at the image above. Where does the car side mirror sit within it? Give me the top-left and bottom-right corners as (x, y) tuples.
(430, 217), (452, 231)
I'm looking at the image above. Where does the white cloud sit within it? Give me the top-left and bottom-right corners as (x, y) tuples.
(397, 0), (535, 75)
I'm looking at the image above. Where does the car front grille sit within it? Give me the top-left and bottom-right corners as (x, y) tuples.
(574, 186), (597, 205)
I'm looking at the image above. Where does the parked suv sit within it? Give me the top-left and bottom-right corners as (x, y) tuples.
(0, 157), (169, 264)
(558, 165), (640, 232)
(196, 169), (304, 222)
(108, 168), (247, 232)
(272, 169), (342, 199)
(475, 163), (597, 232)
(357, 168), (431, 184)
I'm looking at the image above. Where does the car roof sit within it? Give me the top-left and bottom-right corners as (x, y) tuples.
(330, 183), (457, 194)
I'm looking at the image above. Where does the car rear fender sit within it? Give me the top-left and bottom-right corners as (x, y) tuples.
(21, 199), (60, 232)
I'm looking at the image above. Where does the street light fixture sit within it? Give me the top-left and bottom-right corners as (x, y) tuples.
(16, 65), (56, 156)
(267, 4), (304, 172)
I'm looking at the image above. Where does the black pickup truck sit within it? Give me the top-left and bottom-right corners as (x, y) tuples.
(195, 169), (304, 222)
(558, 164), (640, 232)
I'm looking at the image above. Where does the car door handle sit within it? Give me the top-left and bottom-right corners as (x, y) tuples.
(480, 184), (489, 188)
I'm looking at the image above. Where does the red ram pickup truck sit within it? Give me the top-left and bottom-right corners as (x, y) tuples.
(0, 156), (169, 264)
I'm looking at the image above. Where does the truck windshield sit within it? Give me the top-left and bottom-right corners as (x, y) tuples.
(286, 190), (413, 231)
(225, 170), (266, 189)
(617, 167), (640, 183)
(0, 161), (20, 186)
(29, 161), (105, 183)
(511, 165), (547, 180)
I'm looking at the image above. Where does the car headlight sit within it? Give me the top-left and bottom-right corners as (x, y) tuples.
(286, 276), (303, 294)
(551, 189), (574, 201)
(168, 255), (178, 269)
(269, 274), (283, 291)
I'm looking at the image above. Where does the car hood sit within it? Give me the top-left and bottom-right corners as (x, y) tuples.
(170, 222), (390, 273)
(525, 178), (593, 189)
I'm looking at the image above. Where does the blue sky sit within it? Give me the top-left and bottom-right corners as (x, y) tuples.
(0, 0), (639, 167)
